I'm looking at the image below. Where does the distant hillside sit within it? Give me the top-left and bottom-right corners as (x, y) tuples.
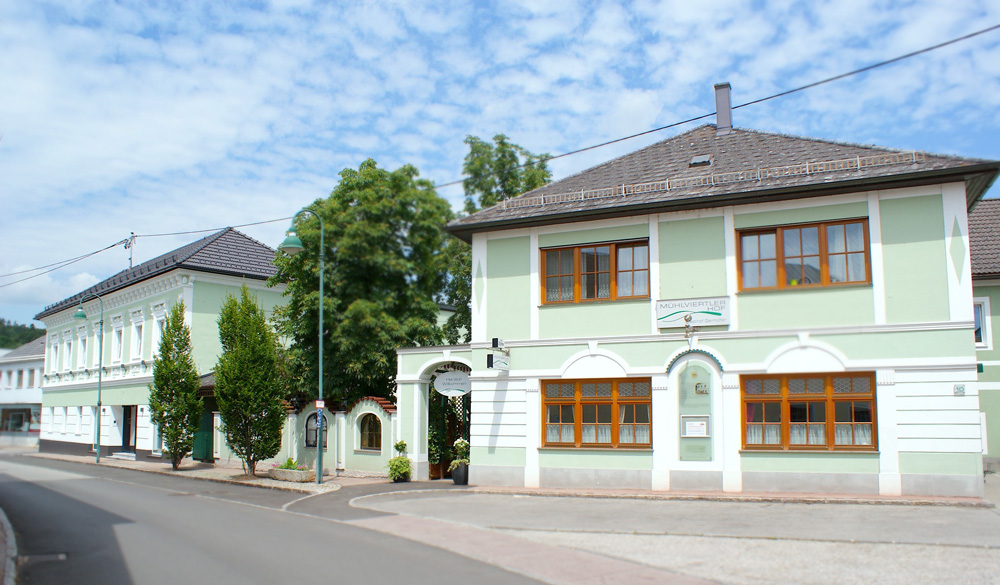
(0, 319), (45, 349)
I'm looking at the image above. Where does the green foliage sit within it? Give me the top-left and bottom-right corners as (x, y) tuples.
(274, 457), (308, 471)
(0, 319), (44, 349)
(148, 301), (202, 470)
(215, 285), (286, 476)
(447, 437), (470, 472)
(387, 440), (410, 481)
(387, 455), (411, 482)
(461, 134), (552, 213)
(443, 134), (551, 343)
(272, 159), (453, 404)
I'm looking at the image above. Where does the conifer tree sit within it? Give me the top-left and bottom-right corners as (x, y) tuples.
(148, 301), (202, 470)
(215, 285), (285, 475)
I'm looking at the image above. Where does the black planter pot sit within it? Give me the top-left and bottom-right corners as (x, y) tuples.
(452, 462), (468, 485)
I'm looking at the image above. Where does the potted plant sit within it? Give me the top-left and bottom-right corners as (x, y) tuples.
(447, 438), (469, 485)
(387, 440), (411, 483)
(428, 436), (443, 480)
(268, 458), (316, 483)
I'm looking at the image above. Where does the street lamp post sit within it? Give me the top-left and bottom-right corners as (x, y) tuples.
(73, 293), (104, 464)
(279, 209), (326, 485)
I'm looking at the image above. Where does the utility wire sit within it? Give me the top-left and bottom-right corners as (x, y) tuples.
(0, 239), (127, 289)
(7, 23), (998, 287)
(433, 22), (1000, 189)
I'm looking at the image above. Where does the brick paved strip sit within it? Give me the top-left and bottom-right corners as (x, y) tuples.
(347, 514), (717, 585)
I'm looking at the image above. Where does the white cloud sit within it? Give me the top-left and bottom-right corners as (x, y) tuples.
(2, 0), (999, 326)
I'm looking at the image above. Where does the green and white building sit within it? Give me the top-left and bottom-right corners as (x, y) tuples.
(396, 84), (1000, 497)
(970, 199), (1000, 471)
(36, 228), (287, 461)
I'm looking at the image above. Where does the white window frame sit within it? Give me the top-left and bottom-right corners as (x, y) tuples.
(974, 297), (992, 350)
(62, 331), (73, 372)
(50, 339), (60, 374)
(151, 303), (167, 357)
(77, 326), (88, 369)
(111, 316), (124, 363)
(131, 310), (144, 363)
(92, 321), (102, 367)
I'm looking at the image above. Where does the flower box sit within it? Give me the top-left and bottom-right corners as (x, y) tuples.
(268, 468), (316, 483)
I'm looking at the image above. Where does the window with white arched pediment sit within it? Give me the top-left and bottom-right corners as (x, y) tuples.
(305, 412), (328, 448)
(359, 413), (381, 451)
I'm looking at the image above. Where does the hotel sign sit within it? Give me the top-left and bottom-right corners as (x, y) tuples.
(656, 296), (731, 328)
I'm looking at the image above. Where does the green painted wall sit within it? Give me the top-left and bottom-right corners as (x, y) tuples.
(344, 401), (393, 472)
(880, 194), (949, 324)
(980, 389), (1000, 458)
(734, 201), (869, 229)
(974, 284), (1000, 366)
(898, 452), (981, 475)
(739, 287), (874, 330)
(814, 329), (972, 361)
(472, 446), (526, 466)
(740, 452), (880, 473)
(659, 216), (727, 299)
(191, 281), (283, 374)
(486, 237), (531, 341)
(538, 449), (652, 469)
(539, 301), (650, 339)
(538, 224), (648, 248)
(510, 344), (589, 371)
(42, 382), (151, 407)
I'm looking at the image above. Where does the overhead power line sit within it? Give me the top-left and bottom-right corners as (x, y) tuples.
(7, 22), (998, 289)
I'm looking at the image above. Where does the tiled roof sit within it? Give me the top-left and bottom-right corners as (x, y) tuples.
(970, 198), (1000, 278)
(351, 396), (397, 414)
(36, 228), (278, 320)
(448, 125), (1000, 240)
(0, 335), (46, 363)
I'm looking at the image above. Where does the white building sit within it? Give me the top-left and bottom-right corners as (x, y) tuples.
(0, 335), (45, 447)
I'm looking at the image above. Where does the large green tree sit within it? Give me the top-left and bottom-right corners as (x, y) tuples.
(215, 285), (285, 476)
(148, 301), (202, 470)
(442, 134), (552, 343)
(272, 159), (452, 405)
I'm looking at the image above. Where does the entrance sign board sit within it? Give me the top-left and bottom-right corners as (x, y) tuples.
(435, 371), (471, 397)
(656, 296), (731, 327)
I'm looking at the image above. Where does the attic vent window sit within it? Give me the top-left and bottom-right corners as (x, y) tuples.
(689, 154), (713, 168)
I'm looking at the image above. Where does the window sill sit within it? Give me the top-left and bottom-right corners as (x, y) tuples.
(740, 449), (879, 454)
(539, 446), (653, 452)
(354, 449), (382, 454)
(539, 297), (651, 308)
(736, 283), (872, 295)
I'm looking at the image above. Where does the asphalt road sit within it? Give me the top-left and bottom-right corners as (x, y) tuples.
(0, 456), (544, 585)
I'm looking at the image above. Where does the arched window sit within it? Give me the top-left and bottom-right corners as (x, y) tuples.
(359, 413), (381, 451)
(305, 412), (328, 448)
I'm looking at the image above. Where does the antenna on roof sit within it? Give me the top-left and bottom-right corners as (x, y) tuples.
(124, 232), (136, 268)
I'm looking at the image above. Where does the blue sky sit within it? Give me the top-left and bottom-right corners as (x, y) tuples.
(2, 0), (999, 327)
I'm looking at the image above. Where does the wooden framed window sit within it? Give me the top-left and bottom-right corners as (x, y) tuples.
(359, 413), (381, 451)
(742, 373), (876, 451)
(542, 378), (651, 448)
(738, 219), (870, 291)
(541, 240), (649, 304)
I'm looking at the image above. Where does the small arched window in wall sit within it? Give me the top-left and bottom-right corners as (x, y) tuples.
(359, 413), (381, 451)
(305, 412), (328, 448)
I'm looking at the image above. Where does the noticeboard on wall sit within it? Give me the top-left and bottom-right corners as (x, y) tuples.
(680, 415), (711, 438)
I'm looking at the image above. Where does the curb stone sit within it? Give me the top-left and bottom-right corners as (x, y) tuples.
(0, 506), (17, 585)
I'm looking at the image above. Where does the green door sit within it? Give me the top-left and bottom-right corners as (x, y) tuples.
(192, 408), (215, 461)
